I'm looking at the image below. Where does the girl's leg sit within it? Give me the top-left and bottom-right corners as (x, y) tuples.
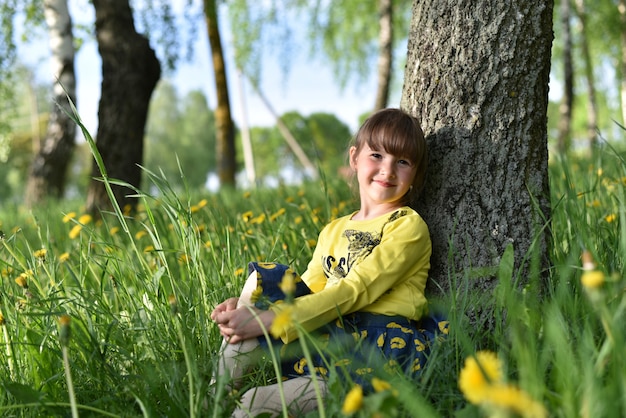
(214, 271), (263, 387)
(231, 376), (327, 418)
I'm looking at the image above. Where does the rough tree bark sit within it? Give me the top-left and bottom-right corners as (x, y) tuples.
(204, 0), (237, 188)
(25, 0), (76, 206)
(401, 1), (553, 312)
(86, 0), (161, 213)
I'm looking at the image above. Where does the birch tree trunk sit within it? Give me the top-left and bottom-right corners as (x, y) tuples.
(557, 0), (574, 154)
(574, 0), (598, 151)
(401, 1), (553, 310)
(25, 0), (76, 206)
(618, 0), (626, 126)
(86, 0), (161, 213)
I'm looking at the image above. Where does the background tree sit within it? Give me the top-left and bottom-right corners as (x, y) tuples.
(242, 111), (350, 184)
(402, 1), (553, 313)
(24, 0), (77, 206)
(204, 0), (236, 188)
(556, 0), (574, 154)
(228, 0), (412, 113)
(144, 82), (216, 191)
(86, 0), (161, 213)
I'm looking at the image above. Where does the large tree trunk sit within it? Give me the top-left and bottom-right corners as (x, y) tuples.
(204, 0), (236, 188)
(557, 0), (574, 155)
(25, 0), (76, 206)
(374, 0), (393, 111)
(86, 0), (161, 213)
(401, 1), (553, 310)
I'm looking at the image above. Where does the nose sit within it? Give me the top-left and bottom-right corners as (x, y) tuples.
(381, 161), (396, 178)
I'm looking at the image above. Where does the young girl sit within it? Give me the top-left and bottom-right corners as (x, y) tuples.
(211, 108), (445, 417)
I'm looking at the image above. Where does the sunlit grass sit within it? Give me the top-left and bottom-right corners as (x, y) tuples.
(0, 133), (625, 416)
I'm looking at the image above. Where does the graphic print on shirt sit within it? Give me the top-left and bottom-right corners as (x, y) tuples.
(322, 210), (408, 287)
(325, 229), (381, 286)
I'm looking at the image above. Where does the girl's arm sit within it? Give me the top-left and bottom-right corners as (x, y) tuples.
(271, 213), (431, 342)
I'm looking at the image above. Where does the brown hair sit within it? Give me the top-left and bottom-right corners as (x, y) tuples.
(351, 108), (428, 204)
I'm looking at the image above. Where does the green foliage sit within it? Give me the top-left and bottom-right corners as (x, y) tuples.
(227, 0), (412, 91)
(2, 123), (626, 416)
(144, 81), (216, 191)
(243, 111), (351, 184)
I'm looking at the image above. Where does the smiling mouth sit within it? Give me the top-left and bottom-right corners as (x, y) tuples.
(375, 180), (395, 188)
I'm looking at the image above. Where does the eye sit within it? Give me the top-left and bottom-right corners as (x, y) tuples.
(370, 153), (382, 159)
(398, 159), (412, 166)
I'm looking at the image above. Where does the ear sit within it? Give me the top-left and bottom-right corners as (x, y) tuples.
(349, 146), (358, 169)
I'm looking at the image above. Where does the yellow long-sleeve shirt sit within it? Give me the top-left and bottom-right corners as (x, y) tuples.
(270, 206), (431, 343)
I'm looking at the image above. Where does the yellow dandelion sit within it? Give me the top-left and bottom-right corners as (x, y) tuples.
(69, 224), (83, 239)
(306, 239), (317, 248)
(581, 270), (604, 289)
(178, 253), (190, 264)
(78, 214), (92, 225)
(371, 377), (391, 393)
(15, 276), (28, 289)
(59, 252), (70, 263)
(485, 384), (547, 418)
(204, 240), (212, 249)
(143, 245), (155, 253)
(243, 191), (251, 199)
(355, 367), (373, 375)
(123, 204), (132, 216)
(270, 306), (294, 339)
(251, 213), (266, 224)
(196, 224), (206, 233)
(279, 270), (297, 296)
(33, 248), (47, 259)
(234, 267), (245, 276)
(135, 230), (148, 240)
(197, 198), (208, 208)
(588, 199), (601, 208)
(1, 267), (14, 277)
(109, 226), (120, 235)
(270, 208), (286, 222)
(241, 211), (254, 222)
(285, 196), (294, 203)
(0, 312), (5, 325)
(605, 213), (617, 223)
(62, 212), (76, 223)
(341, 385), (363, 415)
(295, 216), (303, 224)
(459, 351), (503, 404)
(190, 204), (200, 213)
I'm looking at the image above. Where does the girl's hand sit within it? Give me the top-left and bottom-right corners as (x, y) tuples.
(210, 297), (239, 321)
(213, 306), (275, 344)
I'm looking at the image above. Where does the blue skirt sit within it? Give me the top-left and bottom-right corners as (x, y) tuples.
(248, 262), (448, 389)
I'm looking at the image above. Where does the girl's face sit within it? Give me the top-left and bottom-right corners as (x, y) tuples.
(349, 144), (417, 211)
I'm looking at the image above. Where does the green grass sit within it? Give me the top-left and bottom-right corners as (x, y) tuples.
(0, 136), (625, 417)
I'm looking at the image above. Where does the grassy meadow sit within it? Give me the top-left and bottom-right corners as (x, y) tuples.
(0, 139), (625, 417)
